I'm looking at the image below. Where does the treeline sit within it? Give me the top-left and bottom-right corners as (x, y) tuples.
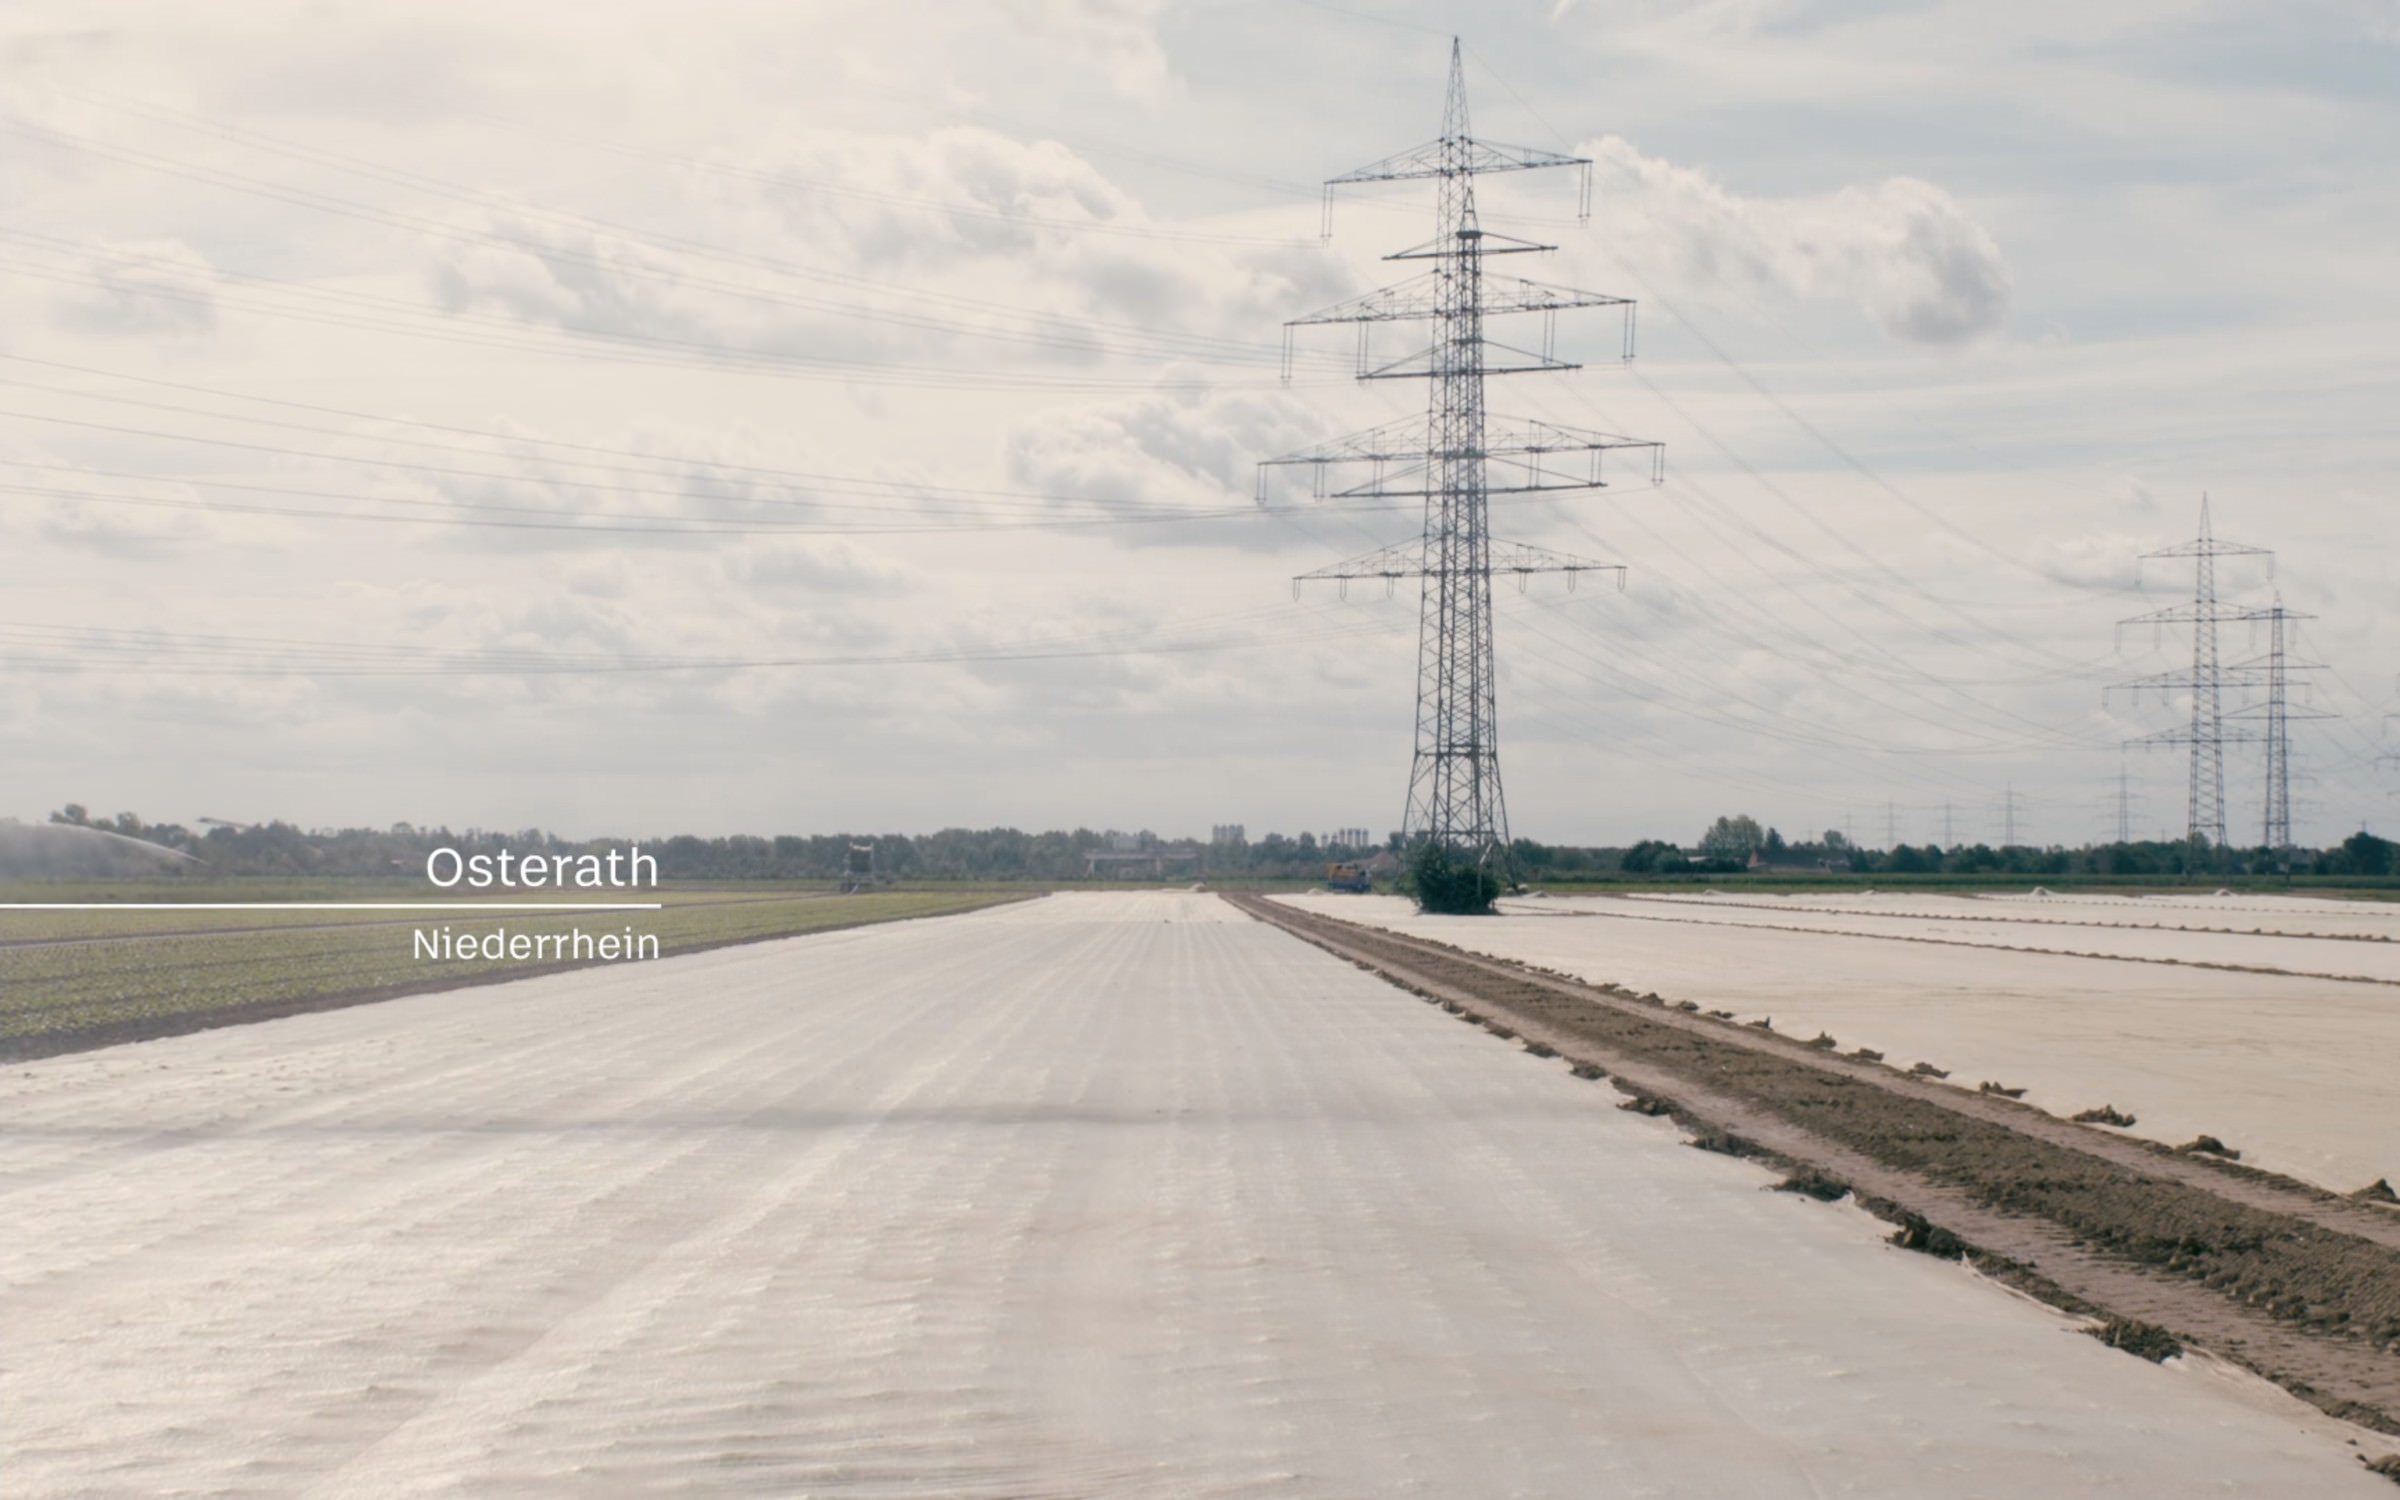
(1559, 813), (2400, 880)
(42, 804), (2400, 883)
(41, 807), (1385, 881)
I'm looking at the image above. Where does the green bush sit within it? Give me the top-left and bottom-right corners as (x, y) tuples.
(1408, 842), (1500, 914)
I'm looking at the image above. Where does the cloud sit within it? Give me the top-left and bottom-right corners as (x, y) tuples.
(427, 127), (1343, 376)
(2029, 531), (2152, 592)
(1579, 136), (2013, 344)
(1002, 381), (1326, 538)
(727, 539), (911, 597)
(50, 237), (219, 338)
(1021, 0), (1171, 97)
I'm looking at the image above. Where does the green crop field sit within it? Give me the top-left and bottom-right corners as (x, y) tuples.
(0, 884), (1033, 1059)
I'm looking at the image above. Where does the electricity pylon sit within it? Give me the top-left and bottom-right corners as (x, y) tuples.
(2110, 497), (2272, 848)
(1262, 40), (1661, 870)
(2227, 596), (2329, 852)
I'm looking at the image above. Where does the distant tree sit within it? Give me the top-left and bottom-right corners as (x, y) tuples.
(50, 804), (89, 826)
(1764, 827), (1787, 854)
(1619, 839), (1696, 874)
(1697, 815), (1765, 863)
(1408, 842), (1499, 914)
(2337, 830), (2395, 877)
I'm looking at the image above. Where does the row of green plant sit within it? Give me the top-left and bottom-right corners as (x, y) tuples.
(0, 888), (1025, 1047)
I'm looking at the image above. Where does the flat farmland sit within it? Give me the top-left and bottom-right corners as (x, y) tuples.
(5, 892), (2387, 1496)
(0, 885), (1026, 1059)
(1278, 889), (2400, 1197)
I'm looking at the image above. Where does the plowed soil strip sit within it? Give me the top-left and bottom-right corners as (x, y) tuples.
(1229, 893), (2400, 1434)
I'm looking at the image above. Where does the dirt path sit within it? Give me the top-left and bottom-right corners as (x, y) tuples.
(1230, 893), (2400, 1438)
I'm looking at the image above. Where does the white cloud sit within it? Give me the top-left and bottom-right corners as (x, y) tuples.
(50, 237), (219, 338)
(1580, 136), (2013, 344)
(1005, 382), (1317, 509)
(425, 126), (1344, 376)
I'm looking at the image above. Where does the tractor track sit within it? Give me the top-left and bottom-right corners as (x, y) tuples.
(1229, 892), (2400, 1437)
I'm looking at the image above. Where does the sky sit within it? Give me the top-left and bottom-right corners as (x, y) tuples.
(0, 0), (2395, 848)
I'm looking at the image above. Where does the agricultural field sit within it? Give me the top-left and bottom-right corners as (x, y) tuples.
(1278, 888), (2400, 1198)
(0, 884), (1027, 1059)
(4, 891), (2388, 1496)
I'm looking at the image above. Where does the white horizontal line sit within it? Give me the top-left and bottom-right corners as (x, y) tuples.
(0, 902), (667, 912)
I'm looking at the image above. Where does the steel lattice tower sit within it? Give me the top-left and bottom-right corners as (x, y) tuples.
(2112, 498), (2272, 848)
(1261, 41), (1661, 869)
(2227, 596), (2327, 852)
(2263, 604), (2290, 849)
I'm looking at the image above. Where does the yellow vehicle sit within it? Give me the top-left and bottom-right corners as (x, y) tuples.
(1326, 861), (1371, 893)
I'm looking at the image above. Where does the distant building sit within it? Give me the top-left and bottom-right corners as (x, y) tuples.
(1211, 824), (1246, 845)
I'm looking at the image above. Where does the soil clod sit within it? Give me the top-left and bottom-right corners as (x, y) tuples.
(1775, 1170), (1852, 1202)
(1848, 1047), (1883, 1062)
(1569, 1062), (1606, 1080)
(1675, 1000), (1700, 1012)
(2177, 1135), (2241, 1160)
(1909, 1062), (1949, 1079)
(2352, 1179), (2400, 1205)
(1807, 1032), (1838, 1050)
(1979, 1082), (2028, 1099)
(2089, 1317), (2184, 1363)
(1618, 1096), (1673, 1117)
(1523, 1040), (1557, 1058)
(2074, 1105), (2138, 1128)
(1887, 1212), (1967, 1261)
(1485, 1025), (1517, 1040)
(1690, 1129), (1761, 1158)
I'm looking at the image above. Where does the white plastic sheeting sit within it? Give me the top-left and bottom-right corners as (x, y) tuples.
(1283, 890), (2400, 1196)
(5, 892), (2386, 1496)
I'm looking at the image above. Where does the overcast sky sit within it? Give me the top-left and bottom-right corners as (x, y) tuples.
(1, 0), (2395, 848)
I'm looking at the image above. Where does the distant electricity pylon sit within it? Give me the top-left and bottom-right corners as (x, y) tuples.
(1262, 40), (1662, 869)
(2227, 596), (2329, 852)
(2109, 497), (2273, 848)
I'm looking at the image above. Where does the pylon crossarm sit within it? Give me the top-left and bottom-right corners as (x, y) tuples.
(2119, 602), (2278, 626)
(1296, 541), (1425, 582)
(2227, 703), (2336, 722)
(1357, 336), (1579, 381)
(1328, 136), (1588, 185)
(2144, 538), (2273, 561)
(1288, 275), (1631, 331)
(2110, 666), (2268, 695)
(1384, 229), (1554, 260)
(2128, 725), (2263, 748)
(1489, 539), (1622, 582)
(1259, 418), (1665, 500)
(1291, 539), (1625, 595)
